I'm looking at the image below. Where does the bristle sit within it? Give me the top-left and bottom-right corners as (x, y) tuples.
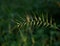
(50, 16), (53, 27)
(46, 13), (48, 23)
(42, 13), (45, 22)
(34, 15), (38, 21)
(33, 20), (36, 26)
(26, 15), (30, 23)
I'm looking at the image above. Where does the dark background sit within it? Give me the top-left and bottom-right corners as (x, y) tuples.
(0, 0), (60, 23)
(0, 0), (60, 46)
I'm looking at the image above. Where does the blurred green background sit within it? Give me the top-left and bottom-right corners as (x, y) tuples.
(0, 0), (60, 46)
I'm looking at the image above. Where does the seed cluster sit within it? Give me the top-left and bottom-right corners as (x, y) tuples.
(16, 12), (58, 30)
(11, 12), (60, 32)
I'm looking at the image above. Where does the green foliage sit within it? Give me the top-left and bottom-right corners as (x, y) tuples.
(0, 0), (60, 46)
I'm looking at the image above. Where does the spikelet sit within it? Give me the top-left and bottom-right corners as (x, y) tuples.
(24, 12), (58, 30)
(12, 11), (59, 31)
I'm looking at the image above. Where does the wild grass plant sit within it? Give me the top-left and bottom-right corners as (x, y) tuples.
(0, 0), (60, 46)
(0, 11), (60, 46)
